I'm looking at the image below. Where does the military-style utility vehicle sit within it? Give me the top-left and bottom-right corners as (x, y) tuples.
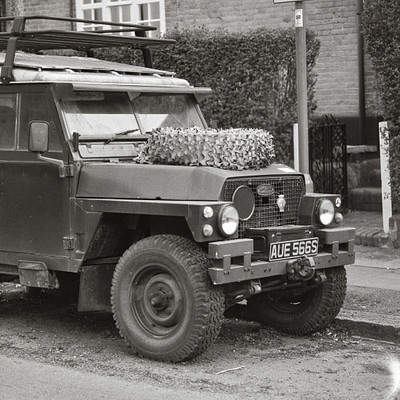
(0, 16), (355, 362)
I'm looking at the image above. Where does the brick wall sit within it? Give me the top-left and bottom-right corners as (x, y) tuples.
(166, 0), (294, 31)
(308, 0), (359, 117)
(5, 0), (72, 30)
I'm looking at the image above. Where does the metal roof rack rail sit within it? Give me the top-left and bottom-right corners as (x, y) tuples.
(0, 15), (175, 84)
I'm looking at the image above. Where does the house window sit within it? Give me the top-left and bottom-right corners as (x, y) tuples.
(76, 0), (165, 37)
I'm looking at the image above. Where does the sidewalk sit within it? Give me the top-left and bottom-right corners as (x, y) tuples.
(336, 211), (400, 341)
(343, 210), (397, 248)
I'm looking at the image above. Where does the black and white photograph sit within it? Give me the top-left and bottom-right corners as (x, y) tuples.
(0, 0), (399, 399)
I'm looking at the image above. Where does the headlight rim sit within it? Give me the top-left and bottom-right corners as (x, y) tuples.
(218, 204), (239, 237)
(316, 198), (335, 226)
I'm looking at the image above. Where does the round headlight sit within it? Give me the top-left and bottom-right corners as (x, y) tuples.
(203, 224), (214, 237)
(335, 212), (344, 224)
(218, 205), (239, 236)
(203, 206), (214, 219)
(317, 199), (335, 226)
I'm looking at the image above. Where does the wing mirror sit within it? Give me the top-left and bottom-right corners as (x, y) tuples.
(29, 121), (49, 153)
(27, 121), (71, 178)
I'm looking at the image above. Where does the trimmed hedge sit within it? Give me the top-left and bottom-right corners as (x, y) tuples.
(363, 0), (400, 211)
(389, 127), (400, 212)
(96, 27), (320, 165)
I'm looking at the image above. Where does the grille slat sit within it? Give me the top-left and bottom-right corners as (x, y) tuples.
(224, 176), (305, 237)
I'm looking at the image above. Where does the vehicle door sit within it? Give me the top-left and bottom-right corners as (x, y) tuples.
(0, 88), (71, 267)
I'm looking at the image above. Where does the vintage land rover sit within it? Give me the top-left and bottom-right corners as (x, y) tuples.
(0, 16), (355, 362)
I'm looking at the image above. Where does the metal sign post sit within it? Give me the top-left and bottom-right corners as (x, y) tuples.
(274, 0), (309, 175)
(295, 1), (309, 174)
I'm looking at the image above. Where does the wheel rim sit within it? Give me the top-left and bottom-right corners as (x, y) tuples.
(130, 266), (185, 337)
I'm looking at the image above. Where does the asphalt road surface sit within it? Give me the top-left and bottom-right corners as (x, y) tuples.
(0, 354), (229, 400)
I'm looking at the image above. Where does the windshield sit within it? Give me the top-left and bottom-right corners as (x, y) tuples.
(61, 92), (205, 140)
(132, 94), (205, 132)
(60, 91), (206, 158)
(61, 92), (140, 140)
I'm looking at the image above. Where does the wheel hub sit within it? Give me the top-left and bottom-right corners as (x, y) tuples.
(142, 273), (183, 327)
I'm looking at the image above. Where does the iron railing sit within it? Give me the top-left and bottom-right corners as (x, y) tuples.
(309, 115), (348, 208)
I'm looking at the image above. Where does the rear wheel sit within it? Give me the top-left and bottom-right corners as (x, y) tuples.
(248, 266), (346, 335)
(111, 234), (225, 362)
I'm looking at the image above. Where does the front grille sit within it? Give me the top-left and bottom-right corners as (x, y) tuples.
(223, 176), (305, 237)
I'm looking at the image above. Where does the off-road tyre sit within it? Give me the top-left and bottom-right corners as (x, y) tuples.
(111, 234), (225, 362)
(248, 266), (347, 335)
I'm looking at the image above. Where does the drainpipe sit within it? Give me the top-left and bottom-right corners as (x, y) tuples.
(357, 0), (366, 145)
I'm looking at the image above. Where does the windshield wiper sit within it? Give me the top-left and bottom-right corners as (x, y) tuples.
(104, 128), (140, 144)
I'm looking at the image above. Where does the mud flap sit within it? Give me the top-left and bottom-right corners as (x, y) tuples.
(78, 264), (115, 312)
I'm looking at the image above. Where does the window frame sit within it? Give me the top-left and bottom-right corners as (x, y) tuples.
(75, 0), (166, 38)
(18, 92), (63, 154)
(0, 93), (18, 151)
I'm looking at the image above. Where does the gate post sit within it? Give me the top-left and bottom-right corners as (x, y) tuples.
(379, 121), (392, 233)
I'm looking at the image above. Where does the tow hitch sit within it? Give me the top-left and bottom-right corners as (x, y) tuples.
(286, 256), (315, 281)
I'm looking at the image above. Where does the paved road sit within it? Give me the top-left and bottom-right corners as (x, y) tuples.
(0, 354), (234, 400)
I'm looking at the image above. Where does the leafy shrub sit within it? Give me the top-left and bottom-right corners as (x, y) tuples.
(96, 27), (320, 165)
(363, 0), (400, 211)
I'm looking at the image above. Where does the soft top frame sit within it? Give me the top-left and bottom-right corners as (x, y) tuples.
(0, 15), (175, 84)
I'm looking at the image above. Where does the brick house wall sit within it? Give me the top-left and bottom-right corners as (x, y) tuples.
(4, 0), (72, 29)
(2, 0), (380, 145)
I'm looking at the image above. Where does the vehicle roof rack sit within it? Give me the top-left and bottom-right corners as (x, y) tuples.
(0, 15), (175, 84)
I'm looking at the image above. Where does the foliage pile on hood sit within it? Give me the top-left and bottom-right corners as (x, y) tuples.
(138, 127), (275, 170)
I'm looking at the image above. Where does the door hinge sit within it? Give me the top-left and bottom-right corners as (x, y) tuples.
(61, 164), (74, 178)
(63, 236), (76, 250)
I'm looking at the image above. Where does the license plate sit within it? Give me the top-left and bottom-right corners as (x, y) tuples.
(269, 238), (319, 261)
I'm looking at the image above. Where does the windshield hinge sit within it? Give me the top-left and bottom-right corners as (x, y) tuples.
(63, 236), (76, 250)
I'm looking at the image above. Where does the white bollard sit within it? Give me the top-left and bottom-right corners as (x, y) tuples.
(379, 121), (392, 233)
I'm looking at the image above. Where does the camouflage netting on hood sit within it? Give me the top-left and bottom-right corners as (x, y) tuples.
(137, 127), (275, 170)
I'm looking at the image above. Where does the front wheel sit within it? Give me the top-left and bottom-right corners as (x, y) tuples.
(248, 266), (347, 335)
(111, 235), (225, 362)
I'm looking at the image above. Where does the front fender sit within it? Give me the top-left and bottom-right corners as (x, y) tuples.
(75, 198), (234, 242)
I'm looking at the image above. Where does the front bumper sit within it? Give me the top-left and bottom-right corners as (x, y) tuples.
(207, 227), (356, 285)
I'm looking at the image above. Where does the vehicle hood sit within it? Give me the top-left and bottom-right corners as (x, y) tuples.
(76, 163), (302, 201)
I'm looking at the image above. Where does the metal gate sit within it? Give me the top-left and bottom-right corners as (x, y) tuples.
(309, 115), (348, 208)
